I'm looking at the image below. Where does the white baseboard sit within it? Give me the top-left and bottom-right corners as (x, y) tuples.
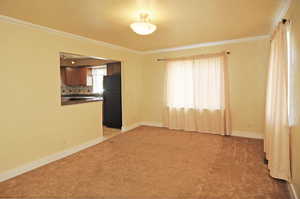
(231, 131), (263, 139)
(138, 122), (263, 140)
(0, 137), (104, 183)
(121, 123), (141, 132)
(288, 183), (299, 199)
(140, 121), (164, 127)
(121, 121), (163, 132)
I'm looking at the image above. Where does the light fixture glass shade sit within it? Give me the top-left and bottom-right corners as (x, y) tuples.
(130, 22), (156, 35)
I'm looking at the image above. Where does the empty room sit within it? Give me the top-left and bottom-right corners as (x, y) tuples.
(0, 0), (300, 198)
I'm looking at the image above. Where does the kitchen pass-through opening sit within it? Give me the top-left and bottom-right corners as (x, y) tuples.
(59, 52), (122, 131)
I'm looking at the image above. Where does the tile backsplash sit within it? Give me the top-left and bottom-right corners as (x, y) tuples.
(61, 85), (93, 95)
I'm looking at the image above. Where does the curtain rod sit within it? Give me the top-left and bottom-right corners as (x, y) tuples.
(156, 50), (230, 62)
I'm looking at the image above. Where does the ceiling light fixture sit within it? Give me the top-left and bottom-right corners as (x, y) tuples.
(130, 12), (156, 35)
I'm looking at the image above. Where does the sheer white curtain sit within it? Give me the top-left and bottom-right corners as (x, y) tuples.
(264, 22), (291, 181)
(163, 52), (231, 135)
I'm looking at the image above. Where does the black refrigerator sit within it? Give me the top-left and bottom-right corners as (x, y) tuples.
(103, 74), (122, 129)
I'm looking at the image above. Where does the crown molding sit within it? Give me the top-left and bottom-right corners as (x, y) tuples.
(0, 15), (142, 54)
(142, 35), (270, 54)
(272, 0), (292, 29)
(0, 15), (270, 55)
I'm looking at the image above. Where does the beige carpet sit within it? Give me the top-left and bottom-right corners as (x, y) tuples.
(0, 126), (290, 199)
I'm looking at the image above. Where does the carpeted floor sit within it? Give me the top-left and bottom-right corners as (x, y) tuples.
(0, 126), (290, 199)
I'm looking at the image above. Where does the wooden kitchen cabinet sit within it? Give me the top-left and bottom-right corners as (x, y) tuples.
(78, 68), (88, 85)
(107, 62), (121, 76)
(61, 67), (88, 86)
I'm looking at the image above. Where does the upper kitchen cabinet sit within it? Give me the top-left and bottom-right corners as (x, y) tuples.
(61, 67), (88, 86)
(107, 62), (121, 76)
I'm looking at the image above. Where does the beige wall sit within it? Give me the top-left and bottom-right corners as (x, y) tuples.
(0, 20), (143, 173)
(287, 0), (300, 196)
(141, 39), (270, 135)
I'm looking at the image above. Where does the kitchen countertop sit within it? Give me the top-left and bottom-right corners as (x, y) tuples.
(61, 94), (103, 106)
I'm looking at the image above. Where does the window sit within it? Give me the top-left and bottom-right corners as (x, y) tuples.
(90, 66), (107, 94)
(166, 54), (225, 110)
(163, 53), (231, 134)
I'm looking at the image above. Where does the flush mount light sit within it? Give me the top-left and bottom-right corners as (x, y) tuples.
(130, 13), (156, 35)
